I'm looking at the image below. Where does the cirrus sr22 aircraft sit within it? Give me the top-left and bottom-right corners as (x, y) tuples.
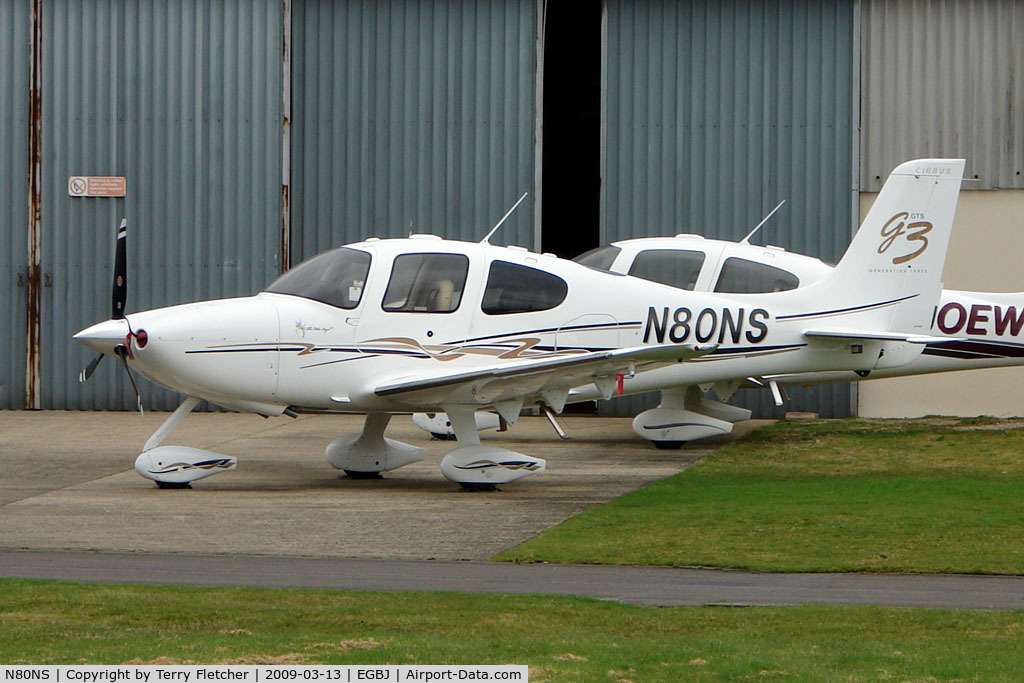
(76, 158), (964, 490)
(552, 212), (1024, 449)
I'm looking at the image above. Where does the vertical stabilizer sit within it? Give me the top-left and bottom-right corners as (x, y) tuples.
(811, 159), (965, 335)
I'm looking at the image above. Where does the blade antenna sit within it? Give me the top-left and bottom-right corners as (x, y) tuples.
(481, 191), (529, 245)
(739, 200), (785, 245)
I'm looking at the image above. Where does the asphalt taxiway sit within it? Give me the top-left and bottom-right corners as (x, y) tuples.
(2, 411), (1022, 609)
(3, 549), (1024, 609)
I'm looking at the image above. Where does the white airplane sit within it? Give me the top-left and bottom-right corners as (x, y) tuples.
(75, 158), (964, 489)
(559, 211), (1024, 448)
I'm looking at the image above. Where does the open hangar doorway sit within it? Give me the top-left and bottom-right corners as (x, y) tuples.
(540, 0), (858, 419)
(537, 0), (603, 260)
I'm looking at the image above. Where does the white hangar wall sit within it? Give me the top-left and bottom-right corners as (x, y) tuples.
(857, 0), (1024, 418)
(858, 189), (1024, 418)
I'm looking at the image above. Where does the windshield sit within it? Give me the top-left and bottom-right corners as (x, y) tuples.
(628, 249), (705, 290)
(572, 245), (621, 272)
(264, 247), (371, 309)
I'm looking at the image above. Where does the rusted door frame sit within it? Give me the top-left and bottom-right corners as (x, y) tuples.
(25, 0), (42, 409)
(280, 0), (292, 273)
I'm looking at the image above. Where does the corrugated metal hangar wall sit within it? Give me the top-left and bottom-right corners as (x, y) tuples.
(41, 0), (284, 410)
(290, 0), (538, 260)
(860, 0), (1024, 191)
(1, 0), (1020, 416)
(0, 0), (29, 409)
(2, 0), (538, 411)
(599, 0), (855, 418)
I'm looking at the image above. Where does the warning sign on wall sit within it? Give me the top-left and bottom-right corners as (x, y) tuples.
(68, 176), (127, 197)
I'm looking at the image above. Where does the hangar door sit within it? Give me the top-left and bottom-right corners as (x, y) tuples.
(600, 0), (857, 418)
(290, 0), (538, 261)
(39, 0), (283, 410)
(0, 0), (29, 408)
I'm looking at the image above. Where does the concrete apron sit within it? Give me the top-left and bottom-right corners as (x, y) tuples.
(0, 411), (763, 560)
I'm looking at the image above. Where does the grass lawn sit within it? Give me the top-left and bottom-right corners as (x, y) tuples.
(496, 418), (1024, 573)
(2, 579), (1023, 680)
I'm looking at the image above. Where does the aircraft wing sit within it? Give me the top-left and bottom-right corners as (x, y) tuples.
(369, 343), (714, 410)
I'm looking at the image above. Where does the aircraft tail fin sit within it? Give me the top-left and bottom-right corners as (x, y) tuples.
(807, 159), (965, 337)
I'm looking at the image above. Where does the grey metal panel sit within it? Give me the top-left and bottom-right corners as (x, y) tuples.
(292, 0), (538, 261)
(0, 0), (29, 408)
(600, 0), (856, 418)
(861, 0), (1024, 191)
(42, 0), (283, 410)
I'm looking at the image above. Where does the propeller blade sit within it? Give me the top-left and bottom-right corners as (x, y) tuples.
(79, 352), (105, 383)
(111, 218), (128, 320)
(116, 345), (144, 415)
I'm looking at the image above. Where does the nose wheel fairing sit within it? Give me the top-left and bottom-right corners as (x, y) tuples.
(135, 446), (237, 486)
(133, 396), (237, 487)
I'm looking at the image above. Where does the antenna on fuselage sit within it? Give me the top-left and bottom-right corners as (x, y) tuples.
(739, 199), (786, 245)
(481, 191), (529, 245)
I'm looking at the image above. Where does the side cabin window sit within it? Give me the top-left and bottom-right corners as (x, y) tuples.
(714, 257), (799, 293)
(572, 245), (621, 272)
(628, 249), (705, 290)
(482, 261), (568, 315)
(264, 247), (371, 309)
(382, 253), (469, 313)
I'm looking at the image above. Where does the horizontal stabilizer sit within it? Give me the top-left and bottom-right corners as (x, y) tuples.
(803, 329), (962, 344)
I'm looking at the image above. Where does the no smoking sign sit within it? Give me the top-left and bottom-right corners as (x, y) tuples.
(68, 176), (127, 197)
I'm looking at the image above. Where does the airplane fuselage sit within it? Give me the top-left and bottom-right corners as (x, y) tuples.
(575, 235), (1024, 395)
(105, 239), (892, 417)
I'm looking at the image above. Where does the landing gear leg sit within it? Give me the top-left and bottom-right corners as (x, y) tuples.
(325, 412), (426, 478)
(134, 396), (238, 487)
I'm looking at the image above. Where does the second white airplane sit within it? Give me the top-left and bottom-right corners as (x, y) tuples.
(559, 191), (1023, 448)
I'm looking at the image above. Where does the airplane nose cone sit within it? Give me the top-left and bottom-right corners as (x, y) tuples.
(73, 318), (130, 355)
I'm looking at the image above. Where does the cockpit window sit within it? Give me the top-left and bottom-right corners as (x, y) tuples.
(264, 247), (371, 309)
(382, 253), (469, 313)
(572, 245), (621, 272)
(628, 249), (705, 290)
(482, 261), (568, 315)
(714, 257), (799, 293)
